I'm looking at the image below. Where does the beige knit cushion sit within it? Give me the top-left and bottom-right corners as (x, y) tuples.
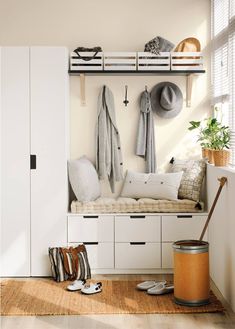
(169, 159), (206, 201)
(71, 197), (203, 214)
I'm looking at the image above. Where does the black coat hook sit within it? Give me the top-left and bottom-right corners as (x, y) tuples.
(123, 85), (129, 107)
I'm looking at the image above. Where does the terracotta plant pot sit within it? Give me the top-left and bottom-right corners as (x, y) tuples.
(213, 149), (230, 167)
(202, 148), (209, 160)
(208, 149), (214, 164)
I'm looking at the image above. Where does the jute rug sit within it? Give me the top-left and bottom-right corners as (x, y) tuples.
(0, 279), (224, 315)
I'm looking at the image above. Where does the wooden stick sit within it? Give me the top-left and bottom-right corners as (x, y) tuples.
(199, 176), (227, 241)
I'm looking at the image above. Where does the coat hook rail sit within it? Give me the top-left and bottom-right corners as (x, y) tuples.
(78, 73), (196, 108)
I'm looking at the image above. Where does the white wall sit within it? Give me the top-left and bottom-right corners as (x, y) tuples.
(0, 0), (211, 197)
(207, 164), (235, 312)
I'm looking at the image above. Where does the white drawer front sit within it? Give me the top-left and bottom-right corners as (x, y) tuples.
(115, 242), (161, 269)
(78, 242), (114, 269)
(68, 215), (114, 243)
(162, 243), (174, 269)
(115, 215), (161, 242)
(162, 215), (207, 242)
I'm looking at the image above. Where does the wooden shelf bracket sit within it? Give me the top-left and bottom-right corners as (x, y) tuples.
(80, 73), (86, 106)
(186, 74), (194, 108)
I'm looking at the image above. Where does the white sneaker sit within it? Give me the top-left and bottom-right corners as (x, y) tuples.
(67, 279), (86, 291)
(81, 282), (102, 295)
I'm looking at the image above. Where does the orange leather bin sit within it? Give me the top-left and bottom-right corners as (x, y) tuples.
(173, 240), (210, 307)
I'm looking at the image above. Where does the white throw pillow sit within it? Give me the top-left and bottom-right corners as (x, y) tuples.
(121, 170), (183, 200)
(68, 156), (101, 202)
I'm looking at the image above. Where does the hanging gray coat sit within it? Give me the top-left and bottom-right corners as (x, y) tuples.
(136, 90), (156, 173)
(96, 85), (123, 192)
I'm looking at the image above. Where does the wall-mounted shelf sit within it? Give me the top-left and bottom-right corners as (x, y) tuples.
(69, 51), (205, 107)
(69, 70), (205, 76)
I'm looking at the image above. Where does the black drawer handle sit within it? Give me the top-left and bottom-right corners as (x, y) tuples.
(83, 242), (99, 245)
(83, 216), (99, 219)
(130, 242), (146, 245)
(130, 215), (146, 219)
(30, 154), (37, 170)
(177, 215), (193, 219)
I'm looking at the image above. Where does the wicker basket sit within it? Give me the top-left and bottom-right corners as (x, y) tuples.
(207, 149), (214, 164)
(202, 148), (209, 160)
(213, 149), (230, 167)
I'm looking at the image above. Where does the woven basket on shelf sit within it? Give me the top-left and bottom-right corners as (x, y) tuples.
(208, 149), (214, 164)
(213, 149), (230, 167)
(202, 148), (209, 160)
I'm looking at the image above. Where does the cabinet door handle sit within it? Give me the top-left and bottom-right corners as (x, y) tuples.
(177, 215), (193, 219)
(130, 215), (146, 219)
(83, 216), (99, 219)
(130, 242), (146, 245)
(83, 242), (99, 245)
(30, 154), (37, 170)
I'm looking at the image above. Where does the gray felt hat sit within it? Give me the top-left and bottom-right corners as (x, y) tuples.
(150, 82), (183, 119)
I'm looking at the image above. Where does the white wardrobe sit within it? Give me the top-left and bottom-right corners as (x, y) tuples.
(0, 47), (69, 276)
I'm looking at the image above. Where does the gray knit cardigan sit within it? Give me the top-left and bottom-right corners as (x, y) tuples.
(96, 85), (123, 192)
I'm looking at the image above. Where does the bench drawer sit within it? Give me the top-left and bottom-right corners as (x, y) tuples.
(162, 242), (174, 269)
(68, 215), (114, 243)
(115, 215), (161, 242)
(115, 242), (161, 269)
(69, 242), (114, 269)
(162, 215), (207, 242)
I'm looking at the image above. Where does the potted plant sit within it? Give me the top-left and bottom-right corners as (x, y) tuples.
(188, 118), (219, 163)
(210, 125), (231, 166)
(188, 117), (231, 166)
(201, 117), (223, 164)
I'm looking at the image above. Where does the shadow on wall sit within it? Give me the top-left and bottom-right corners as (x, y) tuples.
(156, 95), (211, 172)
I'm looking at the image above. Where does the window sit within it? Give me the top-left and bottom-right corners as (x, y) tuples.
(211, 0), (235, 166)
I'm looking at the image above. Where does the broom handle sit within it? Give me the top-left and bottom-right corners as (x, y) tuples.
(199, 176), (227, 241)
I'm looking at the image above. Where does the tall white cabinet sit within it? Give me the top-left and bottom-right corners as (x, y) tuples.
(1, 48), (31, 276)
(0, 47), (69, 277)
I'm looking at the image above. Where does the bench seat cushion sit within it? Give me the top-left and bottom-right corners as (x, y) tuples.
(71, 197), (203, 214)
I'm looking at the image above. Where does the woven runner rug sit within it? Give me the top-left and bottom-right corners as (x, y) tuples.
(0, 279), (224, 315)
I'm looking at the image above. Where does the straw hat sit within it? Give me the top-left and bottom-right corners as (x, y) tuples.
(174, 37), (201, 52)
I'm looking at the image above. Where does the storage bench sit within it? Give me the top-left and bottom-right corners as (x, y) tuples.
(67, 212), (208, 274)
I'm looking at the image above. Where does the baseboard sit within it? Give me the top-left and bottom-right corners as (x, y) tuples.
(91, 269), (174, 275)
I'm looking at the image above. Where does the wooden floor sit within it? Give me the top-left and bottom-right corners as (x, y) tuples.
(1, 274), (235, 329)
